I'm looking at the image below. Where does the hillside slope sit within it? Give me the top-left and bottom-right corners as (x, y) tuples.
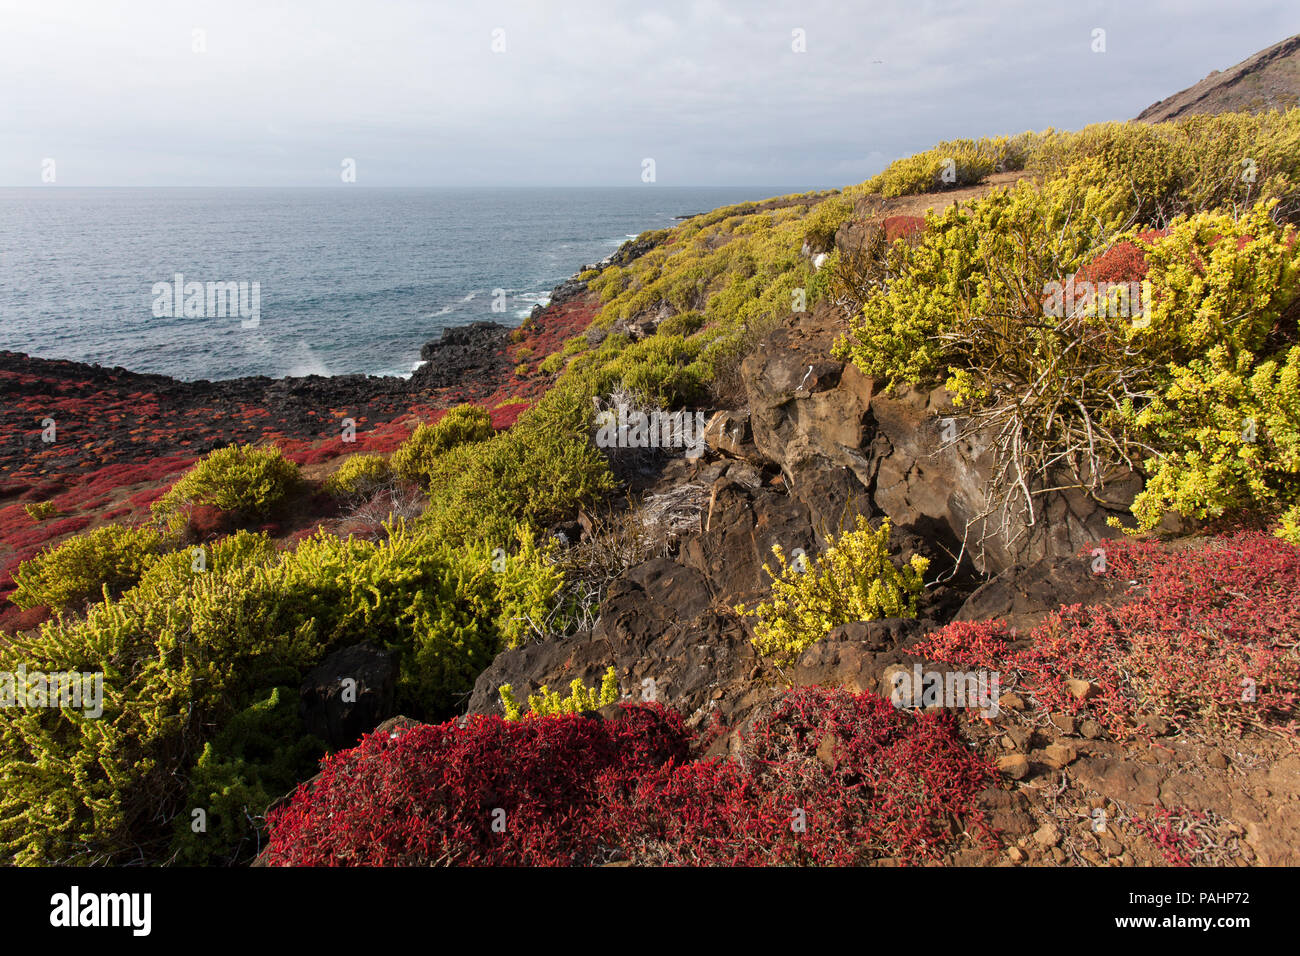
(1137, 33), (1300, 121)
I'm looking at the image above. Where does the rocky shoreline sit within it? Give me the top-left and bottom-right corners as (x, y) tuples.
(5, 205), (1300, 869)
(0, 264), (603, 614)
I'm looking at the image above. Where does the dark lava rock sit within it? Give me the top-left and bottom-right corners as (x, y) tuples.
(608, 232), (667, 268)
(954, 554), (1132, 634)
(548, 274), (589, 308)
(790, 618), (926, 697)
(469, 552), (759, 728)
(411, 321), (512, 389)
(299, 643), (398, 751)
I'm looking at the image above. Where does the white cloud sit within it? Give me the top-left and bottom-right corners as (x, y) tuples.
(0, 0), (1294, 186)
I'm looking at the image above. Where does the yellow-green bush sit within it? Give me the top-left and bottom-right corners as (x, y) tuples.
(657, 310), (706, 337)
(1027, 111), (1300, 224)
(152, 444), (300, 531)
(391, 404), (494, 485)
(0, 554), (320, 866)
(538, 333), (595, 375)
(0, 516), (566, 866)
(849, 113), (1300, 218)
(857, 134), (1035, 198)
(1126, 345), (1300, 531)
(11, 523), (163, 610)
(499, 666), (619, 720)
(135, 529), (277, 599)
(275, 523), (561, 715)
(1276, 504), (1300, 545)
(1128, 204), (1300, 362)
(417, 386), (616, 547)
(324, 453), (393, 499)
(584, 193), (851, 398)
(835, 166), (1300, 535)
(736, 517), (928, 666)
(24, 501), (57, 521)
(834, 176), (1130, 391)
(802, 194), (854, 250)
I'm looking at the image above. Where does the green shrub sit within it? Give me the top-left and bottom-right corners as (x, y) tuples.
(736, 516), (928, 667)
(1127, 345), (1300, 531)
(153, 444), (300, 531)
(858, 135), (1026, 197)
(0, 514), (565, 865)
(657, 311), (706, 338)
(324, 453), (393, 499)
(276, 522), (565, 714)
(135, 530), (278, 599)
(805, 251), (838, 306)
(585, 193), (828, 397)
(1114, 204), (1300, 530)
(0, 555), (320, 865)
(391, 405), (494, 485)
(1277, 504), (1300, 545)
(836, 168), (1300, 537)
(834, 177), (1143, 532)
(835, 176), (1130, 390)
(802, 194), (854, 250)
(607, 334), (708, 407)
(1027, 111), (1300, 224)
(169, 685), (322, 865)
(1128, 204), (1300, 362)
(418, 387), (616, 547)
(24, 501), (57, 521)
(11, 523), (163, 610)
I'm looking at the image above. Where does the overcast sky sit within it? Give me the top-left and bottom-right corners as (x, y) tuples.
(1, 0), (1296, 188)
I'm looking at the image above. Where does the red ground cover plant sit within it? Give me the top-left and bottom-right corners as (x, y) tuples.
(264, 688), (996, 867)
(1076, 229), (1168, 284)
(0, 513), (92, 602)
(882, 215), (926, 244)
(489, 400), (531, 430)
(602, 687), (997, 865)
(264, 704), (693, 866)
(1128, 807), (1208, 866)
(913, 532), (1300, 739)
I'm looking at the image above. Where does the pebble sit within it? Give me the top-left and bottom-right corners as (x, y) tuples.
(1050, 713), (1077, 736)
(997, 754), (1030, 779)
(1034, 823), (1061, 848)
(1066, 679), (1096, 700)
(1043, 743), (1078, 768)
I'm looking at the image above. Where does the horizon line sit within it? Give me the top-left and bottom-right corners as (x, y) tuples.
(0, 183), (838, 191)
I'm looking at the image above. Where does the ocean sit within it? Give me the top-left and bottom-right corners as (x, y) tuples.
(0, 186), (795, 382)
